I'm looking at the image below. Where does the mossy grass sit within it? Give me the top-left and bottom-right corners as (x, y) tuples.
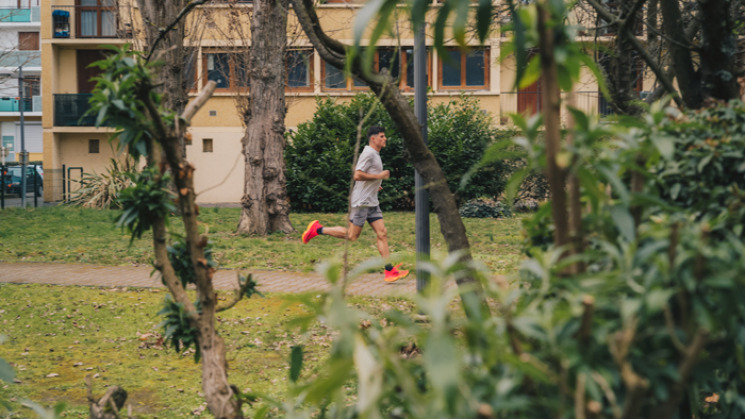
(0, 283), (418, 417)
(0, 206), (522, 416)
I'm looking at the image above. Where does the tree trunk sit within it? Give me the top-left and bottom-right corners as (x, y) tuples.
(607, 0), (645, 116)
(659, 0), (702, 108)
(537, 1), (570, 252)
(237, 0), (294, 235)
(134, 0), (190, 114)
(698, 0), (739, 101)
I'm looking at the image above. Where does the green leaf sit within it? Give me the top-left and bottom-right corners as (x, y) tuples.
(645, 289), (675, 314)
(476, 0), (494, 42)
(451, 0), (470, 47)
(289, 345), (303, 383)
(518, 55), (541, 89)
(508, 0), (528, 89)
(610, 205), (635, 243)
(0, 358), (15, 383)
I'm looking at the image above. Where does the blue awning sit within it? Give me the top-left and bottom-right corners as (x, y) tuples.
(52, 10), (70, 17)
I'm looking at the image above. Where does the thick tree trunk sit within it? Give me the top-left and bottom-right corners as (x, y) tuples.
(698, 0), (739, 101)
(659, 0), (702, 108)
(135, 0), (190, 113)
(607, 0), (645, 116)
(237, 0), (294, 235)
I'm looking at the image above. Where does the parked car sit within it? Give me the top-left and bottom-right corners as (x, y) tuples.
(2, 165), (43, 197)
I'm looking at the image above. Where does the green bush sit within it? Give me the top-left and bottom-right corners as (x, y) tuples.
(268, 101), (745, 418)
(458, 197), (512, 218)
(648, 100), (745, 238)
(285, 93), (518, 212)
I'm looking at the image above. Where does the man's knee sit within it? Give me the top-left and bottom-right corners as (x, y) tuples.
(375, 226), (388, 241)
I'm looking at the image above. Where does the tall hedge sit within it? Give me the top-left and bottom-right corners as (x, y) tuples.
(285, 93), (517, 212)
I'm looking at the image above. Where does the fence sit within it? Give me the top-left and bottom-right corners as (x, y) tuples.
(0, 163), (43, 209)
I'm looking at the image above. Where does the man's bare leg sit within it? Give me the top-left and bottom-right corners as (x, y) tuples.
(322, 223), (362, 241)
(369, 219), (390, 259)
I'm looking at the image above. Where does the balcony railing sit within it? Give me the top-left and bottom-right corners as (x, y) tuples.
(51, 5), (125, 39)
(54, 94), (96, 126)
(0, 96), (41, 113)
(0, 7), (41, 23)
(0, 51), (41, 69)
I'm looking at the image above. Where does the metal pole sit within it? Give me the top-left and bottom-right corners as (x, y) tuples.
(19, 65), (26, 208)
(414, 24), (430, 293)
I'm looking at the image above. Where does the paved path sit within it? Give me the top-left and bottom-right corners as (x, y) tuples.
(0, 262), (418, 297)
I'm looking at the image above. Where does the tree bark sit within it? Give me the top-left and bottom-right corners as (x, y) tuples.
(659, 0), (702, 108)
(537, 1), (570, 252)
(237, 0), (294, 235)
(698, 0), (739, 101)
(135, 0), (190, 114)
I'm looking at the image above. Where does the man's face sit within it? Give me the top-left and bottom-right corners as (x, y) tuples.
(370, 132), (387, 150)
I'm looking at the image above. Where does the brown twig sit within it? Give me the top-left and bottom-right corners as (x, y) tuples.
(217, 273), (256, 312)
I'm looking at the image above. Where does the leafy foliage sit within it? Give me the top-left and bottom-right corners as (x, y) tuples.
(267, 102), (745, 419)
(458, 197), (512, 218)
(67, 158), (135, 209)
(167, 237), (217, 288)
(285, 93), (517, 212)
(116, 166), (176, 244)
(86, 45), (175, 160)
(646, 100), (745, 238)
(157, 295), (201, 362)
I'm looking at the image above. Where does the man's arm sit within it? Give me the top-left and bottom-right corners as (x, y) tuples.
(354, 169), (390, 181)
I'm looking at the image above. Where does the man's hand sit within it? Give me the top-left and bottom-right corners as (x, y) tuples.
(379, 170), (390, 180)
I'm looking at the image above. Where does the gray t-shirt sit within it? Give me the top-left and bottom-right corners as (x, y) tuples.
(350, 145), (383, 208)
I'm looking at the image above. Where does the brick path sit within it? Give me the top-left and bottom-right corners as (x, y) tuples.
(0, 262), (418, 297)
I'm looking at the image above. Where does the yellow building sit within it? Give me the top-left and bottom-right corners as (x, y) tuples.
(42, 1), (616, 204)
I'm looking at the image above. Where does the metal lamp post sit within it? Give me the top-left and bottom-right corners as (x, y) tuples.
(19, 65), (26, 208)
(414, 25), (430, 292)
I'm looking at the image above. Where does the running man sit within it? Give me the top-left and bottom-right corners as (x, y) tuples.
(301, 125), (409, 283)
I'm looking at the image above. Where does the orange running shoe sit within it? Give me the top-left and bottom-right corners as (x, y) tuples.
(384, 263), (409, 282)
(302, 220), (323, 244)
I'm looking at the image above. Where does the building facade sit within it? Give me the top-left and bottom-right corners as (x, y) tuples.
(42, 1), (615, 204)
(0, 0), (41, 165)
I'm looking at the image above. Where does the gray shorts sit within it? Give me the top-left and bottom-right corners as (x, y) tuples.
(349, 206), (383, 227)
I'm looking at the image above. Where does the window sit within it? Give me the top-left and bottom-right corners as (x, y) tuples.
(322, 47), (430, 92)
(18, 32), (39, 51)
(77, 0), (117, 38)
(286, 49), (313, 91)
(89, 139), (99, 153)
(204, 52), (249, 91)
(19, 76), (39, 112)
(380, 47), (431, 91)
(203, 138), (213, 153)
(439, 47), (489, 90)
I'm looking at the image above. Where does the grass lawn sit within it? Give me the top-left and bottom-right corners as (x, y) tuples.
(0, 206), (525, 275)
(0, 206), (525, 417)
(0, 283), (417, 418)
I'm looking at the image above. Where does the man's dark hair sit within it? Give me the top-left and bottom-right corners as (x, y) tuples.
(367, 125), (385, 138)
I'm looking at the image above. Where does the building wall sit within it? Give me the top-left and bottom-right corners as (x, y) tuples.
(42, 1), (611, 204)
